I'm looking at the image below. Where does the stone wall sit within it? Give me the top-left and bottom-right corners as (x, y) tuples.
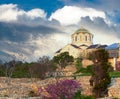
(82, 59), (93, 68)
(76, 76), (92, 95)
(108, 78), (120, 98)
(0, 76), (91, 98)
(0, 77), (120, 98)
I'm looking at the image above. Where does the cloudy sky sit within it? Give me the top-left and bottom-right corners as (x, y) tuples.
(0, 0), (120, 61)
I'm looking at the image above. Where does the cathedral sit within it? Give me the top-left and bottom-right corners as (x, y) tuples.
(55, 27), (107, 58)
(55, 27), (120, 70)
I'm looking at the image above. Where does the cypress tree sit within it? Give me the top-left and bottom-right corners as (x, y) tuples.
(89, 49), (111, 98)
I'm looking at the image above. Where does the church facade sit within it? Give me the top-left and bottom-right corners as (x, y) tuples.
(55, 27), (120, 70)
(55, 27), (106, 58)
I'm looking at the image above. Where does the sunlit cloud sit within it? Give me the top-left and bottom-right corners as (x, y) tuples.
(0, 3), (120, 61)
(49, 6), (106, 25)
(0, 4), (46, 22)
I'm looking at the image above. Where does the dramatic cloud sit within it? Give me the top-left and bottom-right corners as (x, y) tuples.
(76, 17), (120, 44)
(0, 3), (120, 61)
(60, 0), (120, 24)
(49, 6), (106, 25)
(0, 4), (46, 22)
(60, 0), (120, 12)
(0, 22), (62, 42)
(0, 4), (68, 61)
(0, 33), (69, 62)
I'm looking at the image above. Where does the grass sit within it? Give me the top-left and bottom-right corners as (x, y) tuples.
(78, 71), (120, 77)
(73, 94), (94, 99)
(80, 95), (94, 99)
(109, 71), (120, 78)
(75, 66), (120, 78)
(77, 71), (120, 78)
(79, 73), (91, 76)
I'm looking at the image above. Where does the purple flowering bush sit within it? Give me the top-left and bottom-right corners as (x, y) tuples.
(42, 79), (81, 99)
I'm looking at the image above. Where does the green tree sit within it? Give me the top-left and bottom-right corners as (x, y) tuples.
(89, 49), (111, 98)
(12, 62), (31, 78)
(29, 56), (56, 79)
(53, 52), (74, 69)
(0, 60), (4, 76)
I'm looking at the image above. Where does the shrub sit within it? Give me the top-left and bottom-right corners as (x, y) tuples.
(29, 56), (56, 79)
(86, 65), (93, 74)
(79, 95), (94, 99)
(113, 97), (118, 99)
(32, 79), (81, 99)
(75, 58), (82, 71)
(109, 71), (120, 77)
(90, 49), (111, 98)
(28, 91), (35, 97)
(75, 65), (93, 74)
(53, 52), (74, 69)
(44, 79), (81, 99)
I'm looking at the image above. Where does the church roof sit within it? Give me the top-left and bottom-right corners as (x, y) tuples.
(79, 44), (89, 47)
(98, 45), (107, 49)
(87, 44), (99, 49)
(55, 49), (62, 53)
(105, 43), (120, 50)
(55, 44), (80, 54)
(71, 44), (80, 49)
(87, 44), (107, 49)
(72, 27), (93, 36)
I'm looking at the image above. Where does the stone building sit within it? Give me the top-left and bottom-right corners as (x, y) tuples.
(106, 43), (120, 58)
(55, 27), (120, 69)
(55, 27), (106, 58)
(106, 43), (120, 70)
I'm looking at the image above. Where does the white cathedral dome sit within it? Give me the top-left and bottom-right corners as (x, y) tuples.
(71, 27), (93, 46)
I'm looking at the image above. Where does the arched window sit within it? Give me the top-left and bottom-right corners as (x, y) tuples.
(85, 36), (87, 41)
(75, 36), (77, 41)
(89, 35), (91, 41)
(80, 35), (82, 41)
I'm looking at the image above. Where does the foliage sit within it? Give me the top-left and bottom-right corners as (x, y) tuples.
(73, 65), (93, 78)
(44, 79), (81, 99)
(0, 68), (4, 76)
(75, 65), (93, 75)
(12, 62), (31, 78)
(0, 56), (57, 78)
(0, 60), (17, 77)
(53, 52), (74, 69)
(109, 71), (120, 78)
(28, 91), (35, 97)
(113, 97), (119, 99)
(73, 94), (94, 99)
(86, 65), (93, 73)
(79, 73), (92, 76)
(108, 64), (114, 72)
(88, 53), (93, 60)
(29, 56), (57, 79)
(89, 49), (111, 98)
(0, 60), (34, 78)
(73, 90), (81, 99)
(31, 79), (81, 99)
(75, 58), (82, 71)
